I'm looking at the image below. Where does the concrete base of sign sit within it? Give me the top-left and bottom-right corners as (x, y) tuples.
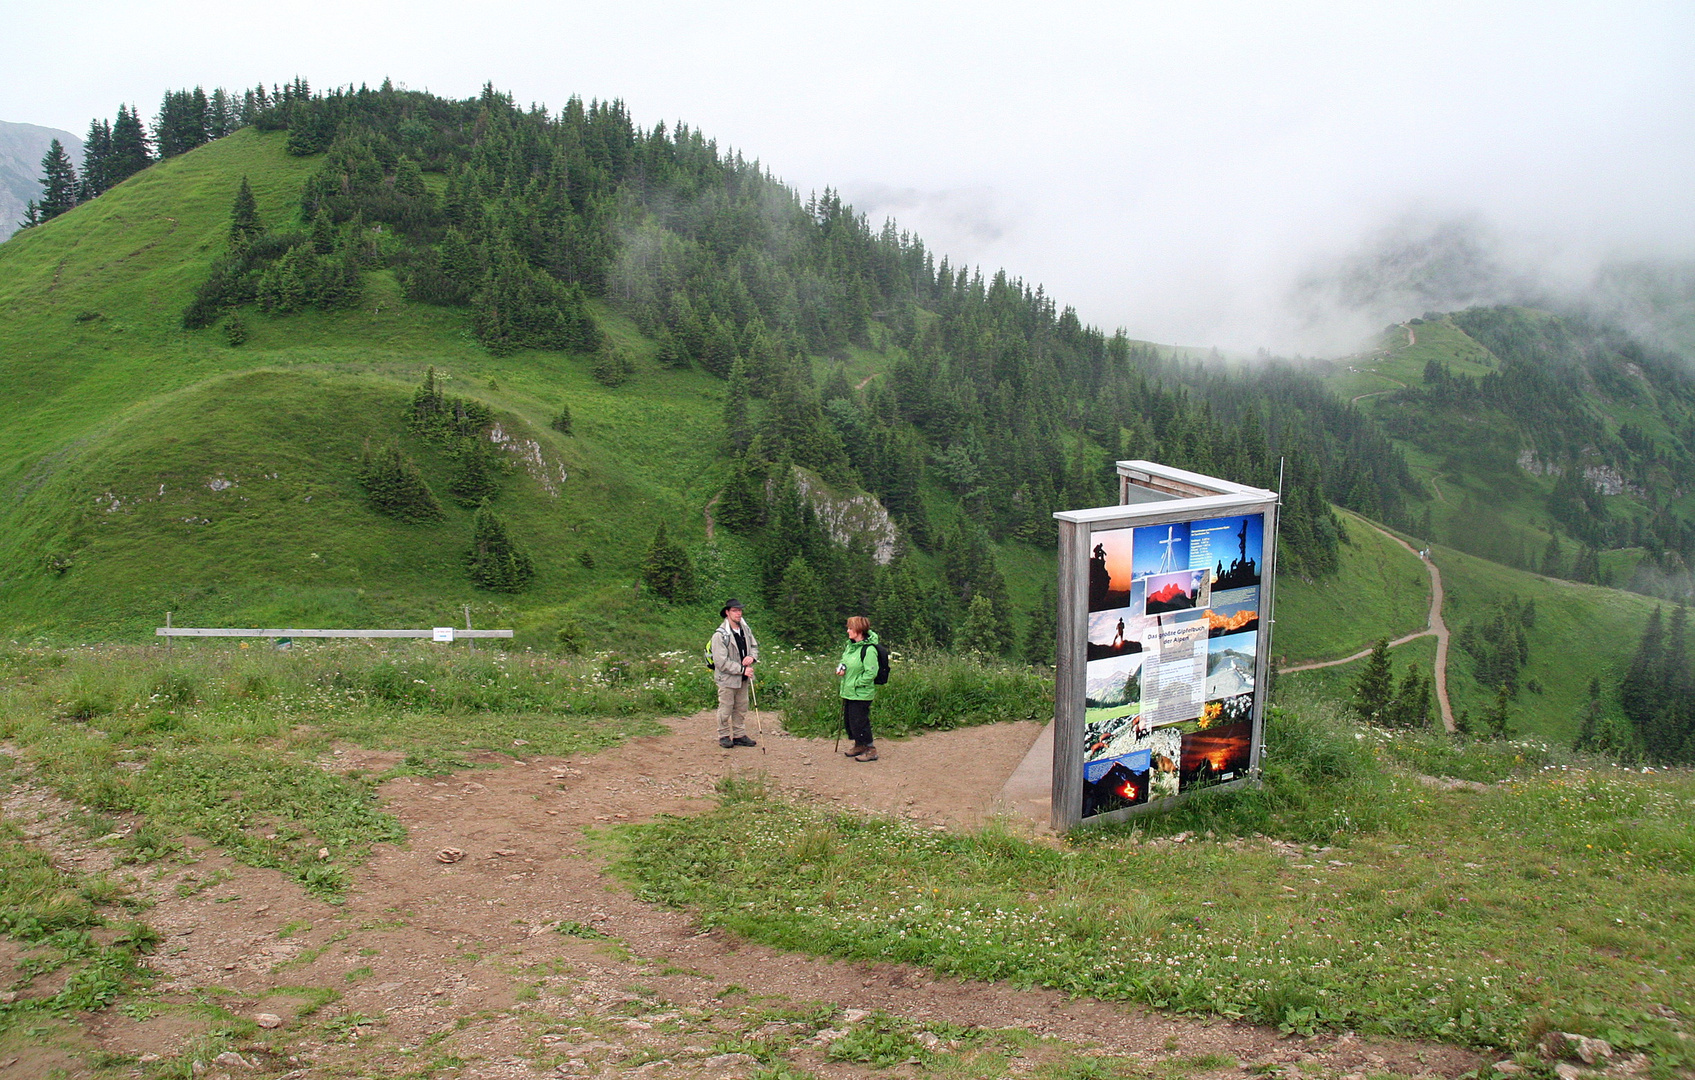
(994, 722), (1055, 828)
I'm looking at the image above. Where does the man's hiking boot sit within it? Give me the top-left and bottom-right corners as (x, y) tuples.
(719, 737), (733, 748)
(855, 746), (878, 761)
(732, 736), (757, 747)
(843, 743), (870, 757)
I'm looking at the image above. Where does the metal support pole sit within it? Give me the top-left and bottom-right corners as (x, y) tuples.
(465, 604), (476, 652)
(165, 612), (172, 652)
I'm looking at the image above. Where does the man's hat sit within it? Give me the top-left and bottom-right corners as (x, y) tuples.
(720, 598), (743, 617)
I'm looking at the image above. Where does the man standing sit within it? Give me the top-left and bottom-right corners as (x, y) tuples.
(709, 599), (759, 749)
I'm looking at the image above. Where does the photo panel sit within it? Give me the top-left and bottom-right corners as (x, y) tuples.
(1131, 521), (1191, 579)
(1206, 586), (1260, 637)
(1139, 612), (1209, 729)
(1179, 717), (1253, 791)
(1085, 652), (1144, 722)
(1082, 752), (1149, 818)
(1189, 513), (1264, 591)
(1204, 629), (1258, 701)
(1145, 568), (1205, 616)
(1087, 526), (1137, 612)
(1086, 583), (1150, 661)
(1073, 500), (1272, 823)
(1082, 721), (1181, 817)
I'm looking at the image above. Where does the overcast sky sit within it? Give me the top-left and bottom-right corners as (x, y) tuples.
(4, 0), (1692, 353)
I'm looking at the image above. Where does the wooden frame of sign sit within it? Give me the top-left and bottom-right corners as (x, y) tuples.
(1051, 461), (1280, 831)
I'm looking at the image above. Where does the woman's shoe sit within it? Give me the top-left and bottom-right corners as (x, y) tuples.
(856, 747), (878, 762)
(843, 743), (870, 757)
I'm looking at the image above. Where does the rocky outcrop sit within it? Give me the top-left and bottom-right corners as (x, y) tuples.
(789, 466), (898, 564)
(1516, 450), (1644, 497)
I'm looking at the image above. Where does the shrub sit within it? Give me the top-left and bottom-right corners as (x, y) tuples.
(465, 503), (534, 592)
(358, 441), (446, 523)
(783, 650), (1051, 739)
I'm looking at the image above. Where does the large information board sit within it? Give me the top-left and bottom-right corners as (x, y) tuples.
(1052, 463), (1279, 829)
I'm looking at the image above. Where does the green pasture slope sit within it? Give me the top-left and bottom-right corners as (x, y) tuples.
(1433, 542), (1659, 744)
(1271, 510), (1430, 664)
(1282, 539), (1659, 745)
(0, 129), (766, 648)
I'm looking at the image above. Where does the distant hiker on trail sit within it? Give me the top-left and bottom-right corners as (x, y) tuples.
(709, 599), (759, 749)
(837, 615), (884, 762)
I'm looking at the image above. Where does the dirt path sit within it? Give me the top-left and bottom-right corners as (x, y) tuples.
(1349, 375), (1405, 406)
(8, 712), (1482, 1079)
(702, 491), (720, 541)
(1283, 524), (1455, 731)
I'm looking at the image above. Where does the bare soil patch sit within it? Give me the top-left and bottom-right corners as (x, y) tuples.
(4, 712), (1485, 1079)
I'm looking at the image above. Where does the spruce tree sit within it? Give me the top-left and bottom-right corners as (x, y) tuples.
(772, 556), (830, 649)
(639, 522), (697, 603)
(549, 404), (573, 435)
(716, 457), (763, 534)
(957, 594), (1005, 657)
(35, 140), (78, 222)
(393, 156), (428, 199)
(466, 502), (535, 591)
(229, 177), (263, 249)
(447, 440), (501, 507)
(1388, 664), (1431, 729)
(1022, 586), (1057, 665)
(78, 119), (112, 201)
(358, 442), (446, 523)
(109, 105), (153, 184)
(310, 206), (337, 255)
(724, 356), (752, 453)
(1350, 638), (1395, 724)
(1483, 685), (1513, 739)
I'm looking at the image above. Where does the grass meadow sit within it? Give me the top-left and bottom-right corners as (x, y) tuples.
(1272, 510), (1432, 665)
(0, 640), (1690, 1071)
(614, 706), (1695, 1068)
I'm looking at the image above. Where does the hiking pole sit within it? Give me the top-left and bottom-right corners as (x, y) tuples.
(750, 673), (766, 756)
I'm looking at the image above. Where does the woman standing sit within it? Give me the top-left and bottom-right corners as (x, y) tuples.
(837, 615), (881, 761)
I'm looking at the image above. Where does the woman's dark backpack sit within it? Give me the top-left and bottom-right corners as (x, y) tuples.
(860, 640), (891, 685)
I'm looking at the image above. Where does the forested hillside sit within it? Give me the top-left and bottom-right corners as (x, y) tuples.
(1353, 307), (1695, 601)
(0, 79), (1424, 651)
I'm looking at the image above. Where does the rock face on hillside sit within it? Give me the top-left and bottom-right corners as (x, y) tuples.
(790, 467), (898, 565)
(0, 121), (83, 241)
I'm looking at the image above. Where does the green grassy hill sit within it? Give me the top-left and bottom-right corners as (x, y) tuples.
(0, 129), (745, 648)
(1332, 308), (1695, 590)
(0, 117), (1675, 753)
(1282, 537), (1660, 744)
(1272, 509), (1431, 664)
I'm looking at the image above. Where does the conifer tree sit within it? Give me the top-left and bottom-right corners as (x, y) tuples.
(1483, 685), (1513, 739)
(310, 207), (337, 255)
(1022, 586), (1057, 665)
(447, 440), (501, 507)
(956, 595), (1006, 657)
(77, 119), (113, 201)
(466, 503), (535, 592)
(550, 404), (573, 435)
(1541, 531), (1564, 577)
(34, 140), (77, 222)
(1350, 638), (1395, 724)
(209, 88), (237, 138)
(724, 356), (752, 453)
(393, 156), (428, 199)
(108, 104), (153, 183)
(639, 522), (697, 603)
(1388, 663), (1431, 729)
(716, 457), (763, 534)
(358, 441), (446, 523)
(772, 556), (830, 648)
(229, 177), (263, 249)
